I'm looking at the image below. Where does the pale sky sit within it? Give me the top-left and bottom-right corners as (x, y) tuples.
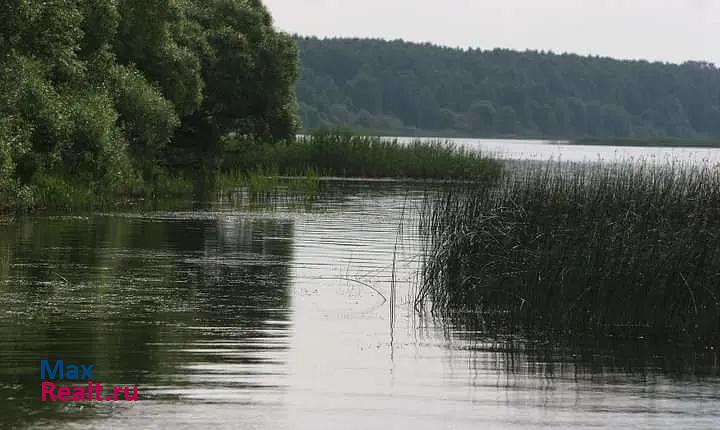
(263, 0), (720, 65)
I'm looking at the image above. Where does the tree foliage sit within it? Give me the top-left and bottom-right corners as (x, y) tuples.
(297, 37), (720, 138)
(0, 0), (298, 204)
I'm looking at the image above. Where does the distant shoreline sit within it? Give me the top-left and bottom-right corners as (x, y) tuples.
(570, 137), (720, 148)
(302, 131), (720, 148)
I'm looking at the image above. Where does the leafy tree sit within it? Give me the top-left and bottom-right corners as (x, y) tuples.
(174, 0), (299, 162)
(496, 106), (518, 134)
(0, 116), (32, 198)
(79, 0), (121, 58)
(600, 104), (633, 137)
(108, 65), (180, 173)
(467, 101), (496, 133)
(115, 0), (204, 116)
(0, 0), (84, 79)
(348, 73), (382, 114)
(0, 0), (300, 206)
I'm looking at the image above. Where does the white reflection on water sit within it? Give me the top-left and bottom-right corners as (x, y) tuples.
(399, 136), (720, 164)
(43, 183), (718, 430)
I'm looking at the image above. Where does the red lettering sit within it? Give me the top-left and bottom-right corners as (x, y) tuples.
(72, 387), (86, 401)
(94, 382), (104, 401)
(57, 387), (71, 402)
(124, 386), (139, 401)
(41, 381), (56, 401)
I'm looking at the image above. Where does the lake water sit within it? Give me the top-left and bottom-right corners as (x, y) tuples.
(2, 144), (720, 429)
(400, 137), (720, 164)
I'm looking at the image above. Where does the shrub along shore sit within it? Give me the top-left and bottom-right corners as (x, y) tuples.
(0, 133), (501, 212)
(417, 160), (720, 346)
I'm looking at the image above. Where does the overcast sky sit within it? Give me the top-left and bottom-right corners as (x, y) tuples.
(263, 0), (720, 65)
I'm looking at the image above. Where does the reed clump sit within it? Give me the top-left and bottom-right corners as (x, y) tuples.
(218, 166), (322, 203)
(418, 160), (720, 345)
(223, 131), (501, 181)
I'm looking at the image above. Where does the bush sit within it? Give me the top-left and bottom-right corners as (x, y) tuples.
(52, 88), (135, 192)
(0, 116), (33, 208)
(109, 64), (180, 172)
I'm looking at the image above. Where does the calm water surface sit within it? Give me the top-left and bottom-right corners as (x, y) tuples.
(400, 137), (720, 163)
(2, 180), (720, 429)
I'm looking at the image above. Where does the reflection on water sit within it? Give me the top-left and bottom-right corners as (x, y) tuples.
(1, 182), (720, 429)
(0, 211), (294, 428)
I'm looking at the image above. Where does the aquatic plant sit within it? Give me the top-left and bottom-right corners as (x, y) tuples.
(218, 166), (322, 204)
(286, 167), (321, 195)
(417, 160), (720, 345)
(223, 131), (501, 181)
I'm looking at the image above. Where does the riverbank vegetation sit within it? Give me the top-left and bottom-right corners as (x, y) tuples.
(417, 161), (720, 346)
(0, 0), (297, 212)
(0, 3), (505, 213)
(223, 133), (500, 180)
(214, 133), (501, 204)
(297, 37), (720, 140)
(1, 131), (501, 212)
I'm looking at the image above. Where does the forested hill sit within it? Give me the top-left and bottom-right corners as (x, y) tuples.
(296, 37), (720, 139)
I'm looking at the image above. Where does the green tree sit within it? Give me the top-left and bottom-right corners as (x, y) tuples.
(348, 73), (382, 114)
(0, 0), (84, 80)
(115, 0), (204, 117)
(601, 104), (633, 137)
(108, 65), (180, 173)
(467, 101), (496, 133)
(175, 0), (299, 163)
(1, 0), (301, 207)
(496, 106), (517, 134)
(79, 0), (121, 58)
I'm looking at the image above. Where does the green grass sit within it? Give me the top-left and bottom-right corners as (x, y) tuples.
(146, 174), (195, 198)
(217, 166), (322, 203)
(223, 131), (501, 181)
(286, 167), (321, 195)
(417, 160), (720, 346)
(0, 172), (197, 213)
(30, 176), (99, 210)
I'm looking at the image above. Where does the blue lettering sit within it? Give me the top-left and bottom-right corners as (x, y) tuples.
(65, 365), (79, 380)
(40, 360), (94, 380)
(80, 365), (93, 379)
(40, 360), (63, 380)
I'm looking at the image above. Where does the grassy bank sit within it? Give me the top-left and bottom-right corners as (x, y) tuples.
(572, 137), (720, 148)
(1, 133), (500, 213)
(417, 161), (720, 346)
(223, 132), (501, 181)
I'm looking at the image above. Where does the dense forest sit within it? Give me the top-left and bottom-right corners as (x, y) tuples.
(296, 37), (720, 139)
(0, 0), (297, 207)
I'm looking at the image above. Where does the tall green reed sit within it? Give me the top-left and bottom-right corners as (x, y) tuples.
(223, 131), (501, 181)
(418, 160), (720, 345)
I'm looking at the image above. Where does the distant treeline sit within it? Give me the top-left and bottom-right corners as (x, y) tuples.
(296, 37), (720, 139)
